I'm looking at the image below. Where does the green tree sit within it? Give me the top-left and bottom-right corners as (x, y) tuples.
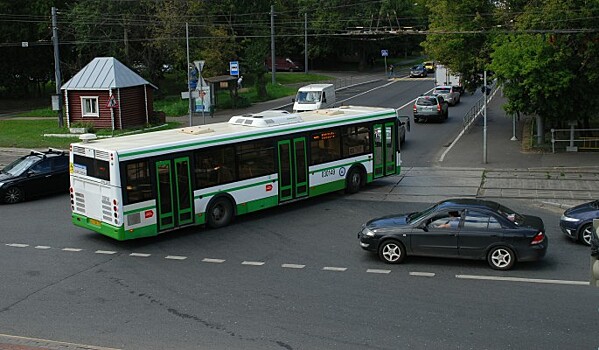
(490, 0), (599, 143)
(420, 0), (496, 92)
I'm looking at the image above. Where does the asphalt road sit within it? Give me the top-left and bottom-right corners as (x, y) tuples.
(0, 192), (597, 350)
(0, 76), (597, 350)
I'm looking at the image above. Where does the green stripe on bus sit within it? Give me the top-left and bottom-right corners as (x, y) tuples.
(194, 179), (275, 199)
(124, 205), (156, 216)
(120, 112), (396, 159)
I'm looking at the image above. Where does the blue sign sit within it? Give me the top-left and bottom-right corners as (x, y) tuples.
(381, 50), (388, 57)
(230, 61), (239, 76)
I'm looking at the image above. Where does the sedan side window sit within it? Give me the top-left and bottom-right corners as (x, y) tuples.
(30, 159), (52, 174)
(463, 210), (499, 229)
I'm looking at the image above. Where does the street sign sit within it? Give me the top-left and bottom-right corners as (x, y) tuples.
(381, 50), (388, 57)
(230, 61), (239, 76)
(194, 60), (205, 72)
(105, 95), (118, 109)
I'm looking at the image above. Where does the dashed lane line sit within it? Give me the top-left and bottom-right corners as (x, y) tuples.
(129, 253), (151, 257)
(95, 250), (117, 255)
(282, 264), (306, 269)
(456, 274), (589, 286)
(323, 267), (348, 272)
(165, 255), (187, 260)
(2, 244), (591, 286)
(366, 269), (391, 274)
(410, 272), (436, 277)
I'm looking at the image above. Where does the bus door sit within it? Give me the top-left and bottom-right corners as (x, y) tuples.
(277, 137), (308, 202)
(373, 122), (396, 178)
(155, 157), (194, 231)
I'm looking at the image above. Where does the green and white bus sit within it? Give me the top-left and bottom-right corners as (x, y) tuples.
(69, 105), (403, 240)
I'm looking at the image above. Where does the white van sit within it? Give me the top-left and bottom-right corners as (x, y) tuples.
(292, 84), (336, 113)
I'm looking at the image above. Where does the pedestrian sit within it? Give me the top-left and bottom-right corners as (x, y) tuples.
(237, 75), (243, 89)
(388, 64), (394, 78)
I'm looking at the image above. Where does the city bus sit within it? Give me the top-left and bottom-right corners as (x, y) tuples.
(69, 105), (403, 240)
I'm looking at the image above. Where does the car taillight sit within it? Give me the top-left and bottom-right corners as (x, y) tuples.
(413, 104), (417, 112)
(437, 104), (441, 112)
(530, 232), (545, 245)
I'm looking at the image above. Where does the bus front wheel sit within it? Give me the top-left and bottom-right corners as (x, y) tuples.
(207, 197), (234, 228)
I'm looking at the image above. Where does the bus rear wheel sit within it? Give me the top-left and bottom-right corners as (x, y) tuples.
(346, 168), (363, 194)
(207, 197), (234, 228)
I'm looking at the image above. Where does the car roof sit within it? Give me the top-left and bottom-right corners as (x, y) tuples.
(23, 149), (68, 160)
(437, 198), (500, 211)
(434, 85), (452, 89)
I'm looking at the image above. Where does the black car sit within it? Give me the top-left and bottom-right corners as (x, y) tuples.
(409, 65), (428, 78)
(0, 149), (69, 204)
(560, 200), (599, 246)
(358, 198), (548, 270)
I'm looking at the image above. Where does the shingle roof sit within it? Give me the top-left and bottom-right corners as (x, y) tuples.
(61, 57), (157, 90)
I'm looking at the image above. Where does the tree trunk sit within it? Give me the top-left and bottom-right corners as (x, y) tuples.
(536, 115), (544, 144)
(256, 73), (268, 100)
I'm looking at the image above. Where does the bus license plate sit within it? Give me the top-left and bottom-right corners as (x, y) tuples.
(89, 219), (101, 226)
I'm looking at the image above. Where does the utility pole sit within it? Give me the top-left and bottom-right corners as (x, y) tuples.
(304, 12), (308, 74)
(483, 70), (488, 164)
(51, 7), (63, 128)
(186, 22), (192, 127)
(270, 5), (276, 85)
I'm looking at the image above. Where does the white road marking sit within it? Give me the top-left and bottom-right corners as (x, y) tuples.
(456, 274), (589, 286)
(6, 243), (28, 248)
(242, 261), (265, 266)
(35, 246), (51, 249)
(203, 258), (225, 263)
(323, 267), (347, 272)
(282, 264), (305, 269)
(95, 250), (117, 255)
(0, 332), (122, 350)
(367, 269), (391, 274)
(165, 255), (187, 260)
(62, 248), (82, 252)
(410, 272), (436, 277)
(129, 253), (151, 257)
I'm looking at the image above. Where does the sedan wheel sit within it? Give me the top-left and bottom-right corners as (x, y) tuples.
(579, 223), (592, 246)
(487, 246), (515, 270)
(378, 240), (406, 264)
(4, 187), (23, 204)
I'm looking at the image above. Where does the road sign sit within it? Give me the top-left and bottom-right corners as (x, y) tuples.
(105, 95), (118, 109)
(230, 61), (239, 76)
(194, 60), (205, 72)
(381, 50), (388, 57)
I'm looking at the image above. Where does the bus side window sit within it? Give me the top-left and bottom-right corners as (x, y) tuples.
(194, 146), (236, 188)
(237, 140), (275, 180)
(124, 161), (152, 204)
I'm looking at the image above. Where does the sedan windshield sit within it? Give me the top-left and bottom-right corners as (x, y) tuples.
(434, 88), (450, 94)
(2, 156), (39, 176)
(407, 204), (438, 223)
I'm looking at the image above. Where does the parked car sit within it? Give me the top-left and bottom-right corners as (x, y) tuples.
(413, 95), (448, 123)
(265, 57), (303, 72)
(560, 200), (599, 246)
(432, 85), (460, 106)
(409, 65), (428, 78)
(0, 149), (69, 204)
(423, 61), (435, 72)
(357, 198), (548, 270)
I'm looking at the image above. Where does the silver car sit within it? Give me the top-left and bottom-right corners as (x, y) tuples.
(432, 85), (461, 106)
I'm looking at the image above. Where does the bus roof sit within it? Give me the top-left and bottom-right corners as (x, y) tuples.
(71, 105), (396, 161)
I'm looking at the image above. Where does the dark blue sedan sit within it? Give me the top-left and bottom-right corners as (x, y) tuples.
(358, 199), (548, 270)
(560, 200), (599, 246)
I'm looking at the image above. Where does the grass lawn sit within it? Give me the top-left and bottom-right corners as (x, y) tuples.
(4, 71), (333, 149)
(0, 119), (182, 149)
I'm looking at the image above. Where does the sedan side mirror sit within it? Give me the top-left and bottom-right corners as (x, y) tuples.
(419, 223), (429, 232)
